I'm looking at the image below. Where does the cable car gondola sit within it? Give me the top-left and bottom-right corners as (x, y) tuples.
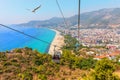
(52, 51), (61, 63)
(52, 45), (61, 63)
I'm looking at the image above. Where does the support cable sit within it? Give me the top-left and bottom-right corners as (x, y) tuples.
(0, 24), (51, 45)
(56, 0), (68, 28)
(78, 0), (81, 42)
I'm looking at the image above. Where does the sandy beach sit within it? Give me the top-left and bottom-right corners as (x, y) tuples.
(48, 29), (64, 55)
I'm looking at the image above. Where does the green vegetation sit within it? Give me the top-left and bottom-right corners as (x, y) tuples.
(0, 47), (120, 80)
(13, 48), (22, 53)
(63, 34), (78, 50)
(93, 58), (119, 80)
(0, 35), (120, 79)
(84, 58), (120, 80)
(60, 49), (97, 70)
(0, 48), (59, 80)
(61, 35), (120, 80)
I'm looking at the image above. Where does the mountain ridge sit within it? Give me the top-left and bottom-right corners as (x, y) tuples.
(17, 8), (120, 29)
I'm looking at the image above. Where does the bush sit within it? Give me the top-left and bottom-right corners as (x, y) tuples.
(34, 59), (43, 66)
(77, 58), (97, 70)
(4, 68), (12, 73)
(11, 59), (18, 62)
(0, 52), (6, 60)
(13, 48), (22, 53)
(19, 71), (33, 80)
(92, 58), (119, 80)
(24, 47), (32, 51)
(60, 49), (96, 70)
(0, 69), (3, 74)
(38, 74), (47, 80)
(3, 62), (12, 66)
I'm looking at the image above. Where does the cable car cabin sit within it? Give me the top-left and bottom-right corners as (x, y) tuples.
(52, 51), (61, 63)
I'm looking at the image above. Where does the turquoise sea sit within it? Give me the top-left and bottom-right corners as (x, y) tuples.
(0, 25), (56, 53)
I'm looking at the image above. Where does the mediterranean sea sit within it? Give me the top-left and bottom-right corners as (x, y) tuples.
(0, 25), (56, 53)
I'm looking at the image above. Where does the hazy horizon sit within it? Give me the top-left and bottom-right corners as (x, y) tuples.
(1, 0), (120, 24)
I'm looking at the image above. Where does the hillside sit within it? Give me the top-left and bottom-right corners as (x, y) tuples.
(80, 8), (120, 29)
(0, 47), (120, 80)
(0, 34), (120, 80)
(17, 8), (120, 29)
(0, 48), (90, 80)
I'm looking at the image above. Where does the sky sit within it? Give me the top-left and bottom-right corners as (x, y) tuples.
(1, 0), (120, 24)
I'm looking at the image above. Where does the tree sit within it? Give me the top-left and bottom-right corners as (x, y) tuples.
(92, 58), (119, 80)
(63, 35), (78, 50)
(76, 58), (96, 70)
(60, 49), (75, 65)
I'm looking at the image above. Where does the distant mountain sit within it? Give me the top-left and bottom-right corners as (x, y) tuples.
(18, 17), (64, 28)
(80, 8), (120, 29)
(18, 8), (120, 29)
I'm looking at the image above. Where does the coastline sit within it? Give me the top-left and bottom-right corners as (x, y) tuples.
(48, 29), (64, 55)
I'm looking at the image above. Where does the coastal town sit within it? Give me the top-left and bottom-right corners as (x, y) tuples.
(61, 28), (120, 47)
(53, 26), (120, 61)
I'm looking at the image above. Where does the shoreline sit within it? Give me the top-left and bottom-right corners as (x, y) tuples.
(48, 29), (64, 55)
